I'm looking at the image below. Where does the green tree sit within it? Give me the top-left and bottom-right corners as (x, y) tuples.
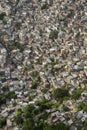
(31, 71), (41, 89)
(62, 105), (70, 112)
(0, 13), (6, 20)
(8, 42), (23, 52)
(22, 118), (34, 130)
(15, 109), (23, 125)
(55, 122), (69, 130)
(41, 3), (48, 10)
(72, 88), (84, 100)
(49, 30), (58, 41)
(0, 118), (6, 128)
(23, 104), (35, 118)
(43, 123), (52, 130)
(77, 102), (87, 112)
(0, 91), (17, 106)
(53, 88), (69, 100)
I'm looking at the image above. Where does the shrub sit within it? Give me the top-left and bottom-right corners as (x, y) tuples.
(42, 88), (48, 94)
(54, 122), (70, 130)
(31, 80), (39, 89)
(77, 102), (87, 112)
(32, 71), (40, 79)
(15, 110), (23, 125)
(62, 105), (70, 112)
(8, 42), (24, 52)
(0, 13), (6, 20)
(53, 88), (69, 100)
(0, 91), (17, 106)
(49, 30), (58, 41)
(22, 118), (34, 130)
(31, 71), (41, 89)
(41, 3), (48, 10)
(0, 118), (6, 128)
(28, 94), (35, 101)
(72, 88), (84, 100)
(23, 104), (35, 118)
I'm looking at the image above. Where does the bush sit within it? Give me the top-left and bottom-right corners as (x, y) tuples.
(22, 118), (34, 130)
(14, 102), (70, 130)
(8, 42), (24, 52)
(38, 111), (49, 121)
(52, 101), (62, 109)
(31, 71), (41, 89)
(62, 105), (70, 112)
(43, 123), (52, 130)
(6, 91), (17, 99)
(54, 122), (70, 130)
(0, 118), (6, 128)
(83, 106), (87, 112)
(72, 88), (84, 100)
(49, 30), (58, 41)
(77, 102), (87, 112)
(0, 13), (6, 20)
(0, 91), (17, 106)
(28, 94), (35, 101)
(42, 88), (48, 94)
(31, 80), (39, 89)
(32, 71), (40, 80)
(23, 104), (35, 118)
(1, 78), (6, 83)
(41, 3), (48, 10)
(15, 110), (23, 125)
(15, 22), (21, 29)
(53, 88), (69, 100)
(42, 122), (69, 130)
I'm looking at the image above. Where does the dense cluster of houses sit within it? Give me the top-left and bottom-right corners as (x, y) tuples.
(0, 0), (87, 130)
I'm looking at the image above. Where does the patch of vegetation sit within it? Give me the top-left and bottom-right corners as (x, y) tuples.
(14, 102), (70, 130)
(0, 12), (6, 21)
(31, 80), (39, 89)
(61, 105), (70, 112)
(28, 94), (35, 101)
(31, 71), (41, 89)
(1, 78), (6, 83)
(0, 71), (5, 76)
(71, 88), (84, 100)
(22, 118), (34, 130)
(53, 88), (69, 100)
(32, 71), (40, 79)
(36, 98), (52, 111)
(24, 65), (31, 71)
(0, 118), (6, 128)
(67, 9), (75, 18)
(42, 88), (48, 94)
(41, 3), (48, 10)
(49, 29), (58, 41)
(8, 42), (24, 52)
(77, 102), (87, 112)
(15, 109), (23, 126)
(53, 122), (70, 130)
(0, 91), (17, 106)
(15, 22), (21, 30)
(52, 101), (62, 109)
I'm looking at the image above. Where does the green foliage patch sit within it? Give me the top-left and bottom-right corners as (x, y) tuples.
(53, 88), (69, 100)
(49, 30), (58, 41)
